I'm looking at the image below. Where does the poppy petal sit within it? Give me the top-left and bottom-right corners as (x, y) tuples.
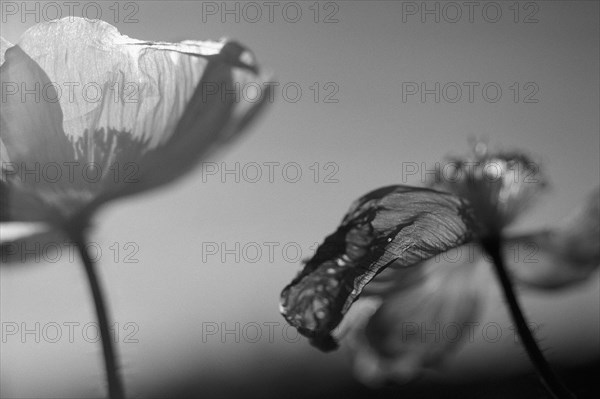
(280, 185), (475, 350)
(506, 187), (599, 289)
(347, 251), (483, 385)
(0, 37), (12, 64)
(0, 180), (61, 265)
(0, 222), (68, 265)
(3, 18), (273, 218)
(16, 18), (221, 146)
(0, 44), (76, 173)
(92, 43), (275, 204)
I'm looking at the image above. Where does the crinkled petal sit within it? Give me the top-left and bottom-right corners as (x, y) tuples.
(92, 42), (275, 205)
(1, 18), (274, 220)
(17, 18), (227, 147)
(280, 185), (475, 350)
(506, 187), (599, 289)
(346, 249), (483, 385)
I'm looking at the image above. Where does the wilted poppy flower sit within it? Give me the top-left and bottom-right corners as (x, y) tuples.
(1, 17), (274, 256)
(280, 144), (599, 386)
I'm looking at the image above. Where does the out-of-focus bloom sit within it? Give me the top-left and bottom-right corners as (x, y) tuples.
(280, 144), (599, 384)
(0, 18), (273, 261)
(431, 142), (547, 235)
(504, 186), (599, 289)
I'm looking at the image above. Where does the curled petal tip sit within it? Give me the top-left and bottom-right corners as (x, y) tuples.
(279, 186), (474, 350)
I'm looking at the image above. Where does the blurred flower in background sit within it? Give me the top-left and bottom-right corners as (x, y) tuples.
(280, 143), (599, 385)
(0, 17), (274, 259)
(0, 17), (273, 398)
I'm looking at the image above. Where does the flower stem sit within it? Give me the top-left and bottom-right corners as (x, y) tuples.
(481, 235), (575, 399)
(69, 227), (125, 399)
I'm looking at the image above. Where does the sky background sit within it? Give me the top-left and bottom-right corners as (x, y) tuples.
(1, 1), (599, 398)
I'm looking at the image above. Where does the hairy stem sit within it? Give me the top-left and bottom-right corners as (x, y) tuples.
(481, 235), (575, 399)
(69, 226), (125, 399)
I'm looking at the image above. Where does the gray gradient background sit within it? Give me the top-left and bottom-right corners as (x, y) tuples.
(0, 1), (598, 398)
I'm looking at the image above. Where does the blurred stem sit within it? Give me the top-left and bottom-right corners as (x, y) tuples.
(68, 224), (125, 399)
(481, 235), (575, 399)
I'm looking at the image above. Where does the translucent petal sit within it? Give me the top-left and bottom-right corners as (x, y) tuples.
(0, 45), (75, 170)
(0, 181), (62, 265)
(16, 18), (219, 146)
(0, 37), (12, 65)
(0, 222), (67, 265)
(0, 180), (55, 222)
(506, 187), (599, 289)
(93, 43), (275, 204)
(280, 185), (475, 350)
(0, 221), (49, 242)
(346, 249), (483, 385)
(430, 143), (547, 232)
(0, 35), (13, 169)
(1, 18), (274, 219)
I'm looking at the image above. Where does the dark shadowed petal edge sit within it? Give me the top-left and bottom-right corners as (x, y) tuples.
(279, 185), (475, 350)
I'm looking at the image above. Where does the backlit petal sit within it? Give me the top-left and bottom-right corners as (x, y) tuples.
(0, 37), (12, 64)
(431, 143), (547, 233)
(1, 18), (273, 220)
(0, 222), (67, 265)
(0, 45), (76, 172)
(506, 187), (599, 289)
(92, 42), (275, 204)
(16, 18), (219, 146)
(347, 250), (483, 385)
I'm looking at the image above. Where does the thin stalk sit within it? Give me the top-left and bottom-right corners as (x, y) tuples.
(481, 235), (575, 399)
(69, 226), (125, 399)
